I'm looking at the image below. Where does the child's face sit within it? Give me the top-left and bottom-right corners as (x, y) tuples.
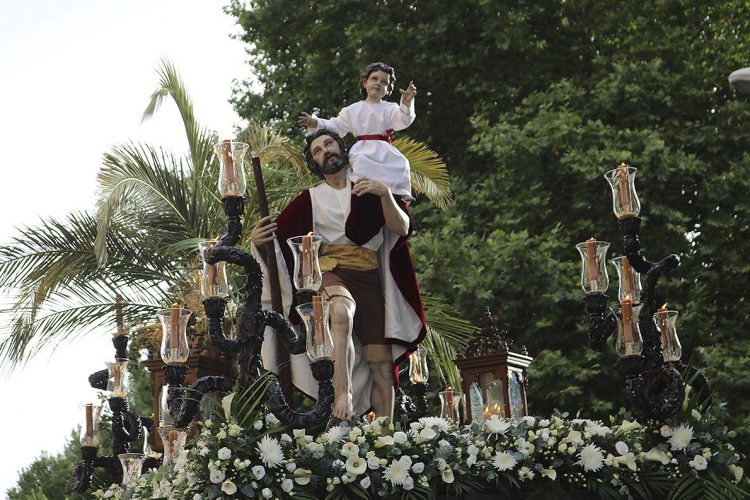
(363, 69), (391, 100)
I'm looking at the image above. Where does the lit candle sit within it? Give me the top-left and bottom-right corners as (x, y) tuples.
(621, 256), (635, 300)
(445, 386), (454, 418)
(301, 232), (313, 286)
(221, 139), (236, 189)
(657, 303), (670, 353)
(621, 299), (635, 355)
(483, 406), (491, 420)
(367, 411), (375, 423)
(617, 163), (632, 216)
(586, 237), (600, 292)
(169, 303), (181, 360)
(311, 295), (325, 357)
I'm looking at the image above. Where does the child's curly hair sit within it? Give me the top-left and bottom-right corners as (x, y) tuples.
(359, 62), (396, 99)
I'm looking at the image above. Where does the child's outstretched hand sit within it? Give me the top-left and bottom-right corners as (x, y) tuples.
(400, 81), (417, 106)
(297, 112), (318, 129)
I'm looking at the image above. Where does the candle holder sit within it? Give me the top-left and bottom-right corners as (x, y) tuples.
(72, 333), (156, 493)
(215, 140), (248, 198)
(409, 346), (429, 420)
(575, 239), (610, 294)
(295, 300), (334, 361)
(610, 256), (642, 303)
(157, 425), (188, 466)
(604, 164), (641, 219)
(439, 389), (463, 423)
(106, 360), (129, 398)
(287, 234), (324, 294)
(580, 163), (709, 421)
(654, 309), (682, 363)
(199, 240), (229, 299)
(157, 306), (191, 365)
(614, 302), (644, 357)
(165, 152), (334, 430)
(118, 453), (145, 484)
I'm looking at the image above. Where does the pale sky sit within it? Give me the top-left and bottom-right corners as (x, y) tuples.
(0, 1), (248, 493)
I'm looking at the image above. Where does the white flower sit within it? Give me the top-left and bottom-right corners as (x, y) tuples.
(728, 464), (744, 482)
(493, 451), (517, 472)
(615, 441), (629, 456)
(306, 441), (324, 457)
(418, 417), (450, 432)
(643, 447), (670, 464)
(411, 462), (425, 473)
(217, 447), (231, 460)
(199, 447), (210, 457)
(324, 426), (346, 443)
(346, 455), (367, 475)
(228, 423), (242, 437)
(360, 476), (371, 489)
(367, 456), (381, 469)
(293, 428), (306, 439)
(193, 494), (203, 500)
(262, 488), (272, 499)
(215, 430), (226, 440)
(669, 424), (694, 452)
(281, 478), (294, 492)
(341, 442), (360, 457)
(256, 435), (285, 468)
(209, 469), (225, 484)
(418, 427), (437, 442)
(518, 466), (535, 481)
(286, 461), (297, 472)
(467, 444), (479, 456)
(484, 416), (511, 435)
(221, 393), (235, 420)
(689, 455), (708, 471)
(265, 413), (280, 425)
(221, 480), (237, 495)
(383, 456), (412, 486)
(435, 458), (448, 471)
(252, 465), (266, 480)
(618, 419), (642, 433)
(438, 439), (451, 448)
(577, 444), (604, 472)
(441, 468), (455, 483)
(618, 452), (638, 472)
(660, 425), (672, 437)
(403, 476), (415, 490)
(466, 454), (477, 467)
(294, 468), (312, 485)
(253, 420), (263, 430)
(562, 430), (583, 447)
(376, 435), (395, 447)
(541, 468), (557, 481)
(393, 431), (408, 444)
(539, 419), (550, 427)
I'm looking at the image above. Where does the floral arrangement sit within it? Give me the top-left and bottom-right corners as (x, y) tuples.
(94, 392), (747, 500)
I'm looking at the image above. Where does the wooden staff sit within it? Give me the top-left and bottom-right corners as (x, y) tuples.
(251, 156), (292, 398)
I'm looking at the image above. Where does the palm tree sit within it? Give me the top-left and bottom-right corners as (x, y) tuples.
(0, 60), (469, 389)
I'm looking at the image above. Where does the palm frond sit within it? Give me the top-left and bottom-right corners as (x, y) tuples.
(237, 121), (306, 174)
(394, 137), (453, 209)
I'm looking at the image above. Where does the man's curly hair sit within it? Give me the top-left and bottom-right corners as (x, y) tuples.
(303, 129), (348, 178)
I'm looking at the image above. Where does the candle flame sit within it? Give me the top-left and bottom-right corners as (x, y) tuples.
(659, 303), (668, 311)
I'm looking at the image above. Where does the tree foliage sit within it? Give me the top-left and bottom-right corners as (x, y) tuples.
(227, 0), (750, 456)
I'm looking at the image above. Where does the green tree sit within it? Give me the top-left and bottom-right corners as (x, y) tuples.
(227, 0), (750, 454)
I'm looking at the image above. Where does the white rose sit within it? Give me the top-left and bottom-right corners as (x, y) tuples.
(253, 420), (263, 430)
(209, 469), (225, 484)
(367, 456), (381, 470)
(393, 431), (408, 444)
(281, 478), (294, 492)
(411, 462), (425, 473)
(252, 465), (266, 479)
(262, 488), (273, 499)
(217, 447), (231, 460)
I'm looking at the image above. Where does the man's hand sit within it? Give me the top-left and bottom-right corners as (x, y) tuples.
(400, 81), (417, 106)
(297, 112), (318, 129)
(352, 177), (391, 198)
(251, 215), (277, 246)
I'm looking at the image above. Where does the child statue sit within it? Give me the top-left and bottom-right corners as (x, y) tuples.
(298, 62), (417, 201)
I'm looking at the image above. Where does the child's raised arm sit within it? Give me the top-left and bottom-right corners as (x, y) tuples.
(297, 112), (318, 129)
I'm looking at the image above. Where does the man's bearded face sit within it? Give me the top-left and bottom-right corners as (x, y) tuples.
(311, 135), (348, 175)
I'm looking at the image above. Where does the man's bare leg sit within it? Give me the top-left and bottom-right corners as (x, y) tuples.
(369, 360), (394, 419)
(330, 296), (356, 420)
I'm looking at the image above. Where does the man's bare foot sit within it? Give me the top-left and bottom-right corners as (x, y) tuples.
(332, 394), (353, 420)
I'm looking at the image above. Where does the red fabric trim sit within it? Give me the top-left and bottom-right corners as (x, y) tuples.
(356, 128), (395, 144)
